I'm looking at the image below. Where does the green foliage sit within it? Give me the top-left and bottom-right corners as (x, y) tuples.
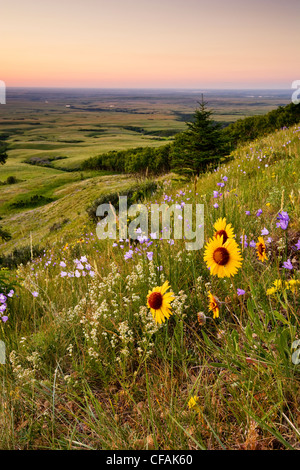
(9, 194), (54, 210)
(170, 98), (229, 175)
(0, 175), (22, 186)
(81, 145), (172, 175)
(224, 102), (300, 147)
(0, 142), (8, 165)
(0, 226), (12, 242)
(5, 176), (18, 185)
(0, 133), (10, 166)
(86, 179), (158, 222)
(49, 218), (70, 233)
(23, 155), (67, 169)
(121, 125), (179, 138)
(0, 245), (44, 268)
(0, 268), (16, 295)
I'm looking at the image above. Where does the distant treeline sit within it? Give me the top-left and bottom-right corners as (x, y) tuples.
(121, 125), (180, 137)
(224, 102), (300, 147)
(81, 101), (300, 176)
(81, 145), (172, 175)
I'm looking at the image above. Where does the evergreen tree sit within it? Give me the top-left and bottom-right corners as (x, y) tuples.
(171, 96), (229, 175)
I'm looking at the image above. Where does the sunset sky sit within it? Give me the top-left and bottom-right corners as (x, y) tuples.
(1, 0), (299, 89)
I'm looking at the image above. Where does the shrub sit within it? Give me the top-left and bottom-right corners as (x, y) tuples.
(0, 226), (12, 242)
(0, 245), (44, 269)
(9, 194), (53, 210)
(49, 219), (70, 233)
(5, 176), (18, 185)
(86, 180), (158, 222)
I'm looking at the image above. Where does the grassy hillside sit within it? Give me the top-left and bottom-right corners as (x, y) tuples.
(0, 124), (300, 450)
(0, 171), (163, 256)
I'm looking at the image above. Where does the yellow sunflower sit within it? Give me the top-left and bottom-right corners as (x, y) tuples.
(213, 217), (235, 244)
(147, 281), (175, 324)
(204, 235), (243, 278)
(208, 291), (220, 319)
(256, 236), (268, 262)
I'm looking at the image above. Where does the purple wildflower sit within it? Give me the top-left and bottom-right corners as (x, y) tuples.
(124, 250), (133, 260)
(146, 252), (153, 261)
(276, 211), (289, 230)
(283, 259), (293, 270)
(137, 235), (148, 244)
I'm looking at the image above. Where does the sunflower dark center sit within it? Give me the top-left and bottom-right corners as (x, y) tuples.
(258, 243), (265, 255)
(148, 292), (163, 310)
(213, 247), (230, 265)
(215, 230), (228, 243)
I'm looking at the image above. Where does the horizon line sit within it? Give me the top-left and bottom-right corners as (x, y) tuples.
(6, 86), (292, 91)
